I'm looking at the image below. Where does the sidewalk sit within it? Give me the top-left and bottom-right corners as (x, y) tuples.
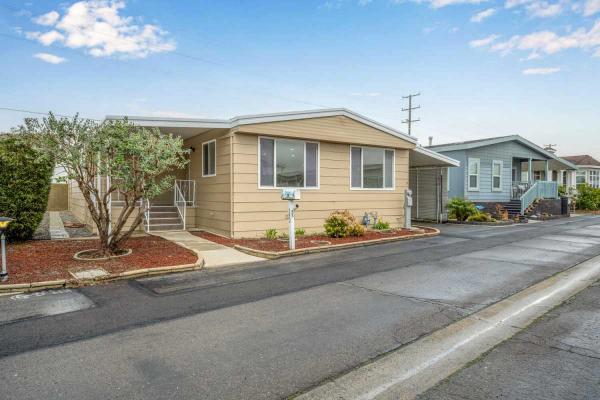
(151, 230), (264, 268)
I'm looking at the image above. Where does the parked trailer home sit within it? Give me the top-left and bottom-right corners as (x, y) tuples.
(68, 109), (459, 237)
(427, 135), (577, 215)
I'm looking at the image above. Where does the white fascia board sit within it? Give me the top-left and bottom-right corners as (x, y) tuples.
(104, 115), (230, 129)
(413, 146), (461, 167)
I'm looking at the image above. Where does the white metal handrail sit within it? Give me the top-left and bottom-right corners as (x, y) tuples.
(143, 198), (150, 232)
(175, 180), (196, 207)
(174, 184), (187, 230)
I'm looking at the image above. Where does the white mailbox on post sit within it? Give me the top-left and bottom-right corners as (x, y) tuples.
(281, 188), (300, 250)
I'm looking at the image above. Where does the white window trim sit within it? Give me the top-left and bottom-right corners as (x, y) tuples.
(492, 160), (503, 192)
(201, 139), (217, 177)
(467, 158), (480, 192)
(257, 136), (320, 190)
(349, 146), (395, 191)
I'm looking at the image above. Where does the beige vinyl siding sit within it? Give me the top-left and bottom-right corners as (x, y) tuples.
(184, 129), (231, 237)
(68, 180), (94, 230)
(235, 116), (415, 149)
(232, 133), (409, 238)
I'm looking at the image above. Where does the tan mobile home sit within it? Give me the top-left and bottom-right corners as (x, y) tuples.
(69, 109), (458, 238)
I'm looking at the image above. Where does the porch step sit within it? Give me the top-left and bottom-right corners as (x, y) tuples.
(144, 204), (184, 232)
(147, 223), (184, 232)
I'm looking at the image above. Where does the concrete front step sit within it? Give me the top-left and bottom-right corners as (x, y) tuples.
(147, 224), (184, 231)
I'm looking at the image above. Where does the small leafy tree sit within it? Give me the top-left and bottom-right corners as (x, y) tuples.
(20, 113), (189, 256)
(0, 134), (54, 241)
(447, 197), (478, 222)
(575, 184), (600, 210)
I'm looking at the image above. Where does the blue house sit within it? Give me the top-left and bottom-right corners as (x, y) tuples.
(427, 135), (577, 215)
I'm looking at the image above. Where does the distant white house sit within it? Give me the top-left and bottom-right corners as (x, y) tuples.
(560, 155), (600, 189)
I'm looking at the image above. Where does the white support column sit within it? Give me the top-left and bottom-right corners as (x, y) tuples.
(528, 158), (533, 183)
(545, 160), (549, 182)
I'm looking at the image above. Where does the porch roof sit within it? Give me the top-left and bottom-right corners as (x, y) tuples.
(410, 146), (460, 168)
(427, 134), (577, 170)
(105, 108), (417, 144)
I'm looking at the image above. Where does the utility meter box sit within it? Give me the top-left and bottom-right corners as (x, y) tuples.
(281, 188), (301, 201)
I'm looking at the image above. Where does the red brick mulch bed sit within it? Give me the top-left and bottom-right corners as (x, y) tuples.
(2, 236), (198, 285)
(194, 228), (436, 253)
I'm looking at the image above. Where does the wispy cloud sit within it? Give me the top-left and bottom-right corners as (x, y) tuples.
(469, 34), (500, 47)
(33, 52), (67, 64)
(473, 20), (600, 59)
(471, 8), (497, 22)
(32, 11), (60, 26)
(423, 0), (489, 9)
(522, 67), (560, 74)
(350, 92), (382, 97)
(584, 0), (600, 15)
(526, 1), (564, 17)
(27, 1), (176, 59)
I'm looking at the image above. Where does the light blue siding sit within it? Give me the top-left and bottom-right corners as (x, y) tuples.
(437, 141), (551, 202)
(443, 150), (466, 199)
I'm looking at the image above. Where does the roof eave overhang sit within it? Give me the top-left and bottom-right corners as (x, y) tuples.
(104, 108), (417, 145)
(411, 146), (461, 168)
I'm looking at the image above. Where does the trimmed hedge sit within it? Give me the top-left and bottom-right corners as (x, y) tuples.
(0, 134), (54, 241)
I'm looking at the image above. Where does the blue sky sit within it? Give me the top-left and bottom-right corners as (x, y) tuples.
(1, 0), (599, 156)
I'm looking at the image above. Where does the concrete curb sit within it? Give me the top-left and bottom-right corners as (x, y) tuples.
(233, 227), (440, 259)
(0, 258), (204, 294)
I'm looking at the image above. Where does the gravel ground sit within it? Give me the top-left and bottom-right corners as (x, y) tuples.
(60, 211), (94, 238)
(31, 212), (50, 240)
(32, 211), (95, 240)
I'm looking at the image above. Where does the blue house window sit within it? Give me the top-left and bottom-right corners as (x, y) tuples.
(492, 160), (502, 191)
(468, 158), (480, 191)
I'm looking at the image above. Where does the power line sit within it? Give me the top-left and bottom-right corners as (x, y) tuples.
(0, 107), (101, 121)
(402, 92), (421, 136)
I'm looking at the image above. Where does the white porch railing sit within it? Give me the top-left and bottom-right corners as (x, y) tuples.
(520, 181), (558, 214)
(175, 180), (196, 207)
(174, 183), (187, 230)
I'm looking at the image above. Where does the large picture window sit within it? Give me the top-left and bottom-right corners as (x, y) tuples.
(350, 146), (394, 189)
(259, 137), (319, 188)
(468, 158), (480, 191)
(202, 140), (216, 177)
(576, 171), (587, 185)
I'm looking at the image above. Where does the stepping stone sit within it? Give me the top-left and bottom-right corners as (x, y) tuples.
(70, 268), (109, 280)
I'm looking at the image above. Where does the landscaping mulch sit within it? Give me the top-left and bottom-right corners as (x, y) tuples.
(194, 228), (436, 253)
(2, 236), (198, 284)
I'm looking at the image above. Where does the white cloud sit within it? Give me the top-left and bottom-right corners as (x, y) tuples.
(471, 8), (497, 22)
(584, 0), (600, 15)
(425, 0), (488, 8)
(505, 0), (532, 8)
(477, 20), (600, 58)
(469, 34), (501, 47)
(351, 92), (382, 97)
(522, 67), (560, 74)
(27, 1), (176, 59)
(33, 53), (67, 64)
(526, 1), (564, 17)
(33, 11), (60, 26)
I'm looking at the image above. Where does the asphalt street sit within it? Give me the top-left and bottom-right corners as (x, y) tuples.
(1, 215), (600, 399)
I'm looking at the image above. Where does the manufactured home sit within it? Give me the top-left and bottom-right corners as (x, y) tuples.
(69, 109), (458, 237)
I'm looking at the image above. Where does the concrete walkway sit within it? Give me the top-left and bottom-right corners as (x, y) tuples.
(151, 230), (264, 268)
(48, 211), (69, 239)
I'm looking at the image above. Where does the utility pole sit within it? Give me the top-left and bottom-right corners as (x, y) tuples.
(402, 93), (421, 135)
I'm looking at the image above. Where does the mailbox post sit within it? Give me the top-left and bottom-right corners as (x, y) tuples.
(281, 188), (300, 250)
(404, 188), (413, 230)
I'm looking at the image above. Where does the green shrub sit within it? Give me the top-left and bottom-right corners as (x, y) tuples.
(324, 210), (364, 238)
(466, 212), (493, 222)
(0, 134), (53, 241)
(576, 184), (600, 210)
(373, 220), (390, 230)
(265, 228), (278, 240)
(294, 228), (305, 236)
(447, 197), (479, 222)
(558, 185), (567, 197)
